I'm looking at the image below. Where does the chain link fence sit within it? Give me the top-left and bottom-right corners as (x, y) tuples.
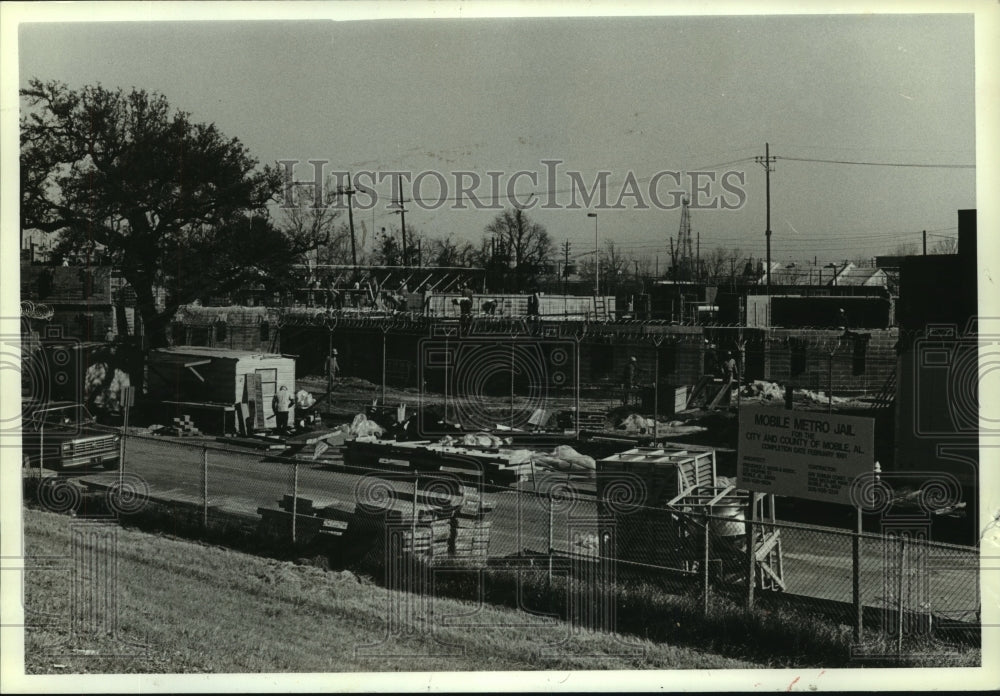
(28, 428), (980, 653)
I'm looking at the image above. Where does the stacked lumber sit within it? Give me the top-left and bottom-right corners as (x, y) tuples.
(555, 410), (608, 430)
(347, 478), (495, 563)
(257, 476), (495, 562)
(341, 439), (535, 485)
(216, 435), (286, 450)
(160, 414), (202, 437)
(256, 494), (351, 543)
(450, 488), (493, 560)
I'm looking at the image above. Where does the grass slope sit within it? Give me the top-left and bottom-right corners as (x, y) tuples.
(22, 508), (759, 673)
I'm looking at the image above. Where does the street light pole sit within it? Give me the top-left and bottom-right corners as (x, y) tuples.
(588, 213), (599, 297)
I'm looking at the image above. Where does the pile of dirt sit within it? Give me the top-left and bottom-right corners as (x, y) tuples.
(334, 376), (378, 391)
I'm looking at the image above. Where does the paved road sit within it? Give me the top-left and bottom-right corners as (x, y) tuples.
(75, 432), (979, 621)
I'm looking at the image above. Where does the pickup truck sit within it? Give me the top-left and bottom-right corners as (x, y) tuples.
(22, 401), (120, 470)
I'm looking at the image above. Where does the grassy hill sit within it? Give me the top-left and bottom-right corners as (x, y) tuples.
(20, 508), (759, 673)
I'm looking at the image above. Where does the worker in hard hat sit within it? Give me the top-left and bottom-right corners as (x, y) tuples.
(272, 385), (293, 434)
(622, 356), (638, 406)
(325, 349), (340, 404)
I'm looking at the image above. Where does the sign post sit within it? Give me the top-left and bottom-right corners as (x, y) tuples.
(736, 405), (874, 505)
(737, 405), (874, 640)
(119, 385), (136, 486)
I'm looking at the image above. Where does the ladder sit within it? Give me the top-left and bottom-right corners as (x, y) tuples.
(593, 295), (608, 320)
(871, 366), (896, 411)
(706, 378), (734, 410)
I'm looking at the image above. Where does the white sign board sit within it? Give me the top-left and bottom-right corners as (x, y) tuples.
(737, 405), (875, 505)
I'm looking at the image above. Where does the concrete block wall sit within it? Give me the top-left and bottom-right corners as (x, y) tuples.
(580, 333), (704, 388)
(762, 328), (897, 394)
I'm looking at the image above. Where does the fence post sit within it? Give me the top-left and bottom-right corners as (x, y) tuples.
(852, 506), (863, 642)
(412, 474), (418, 546)
(897, 535), (906, 654)
(381, 329), (387, 406)
(744, 494), (756, 612)
(202, 446), (209, 530)
(291, 459), (299, 544)
(703, 515), (711, 616)
(547, 492), (554, 587)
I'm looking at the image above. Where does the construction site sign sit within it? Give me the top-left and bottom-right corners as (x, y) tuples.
(737, 405), (875, 505)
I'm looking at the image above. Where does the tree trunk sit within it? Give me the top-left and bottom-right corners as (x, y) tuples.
(126, 269), (169, 349)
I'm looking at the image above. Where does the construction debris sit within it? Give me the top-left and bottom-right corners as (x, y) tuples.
(620, 413), (656, 433)
(349, 413), (384, 438)
(529, 445), (596, 476)
(438, 432), (512, 449)
(745, 380), (784, 401)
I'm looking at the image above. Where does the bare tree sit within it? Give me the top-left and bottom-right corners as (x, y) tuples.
(702, 246), (731, 281)
(427, 234), (479, 267)
(930, 236), (958, 255)
(278, 179), (347, 271)
(579, 240), (631, 293)
(890, 242), (920, 256)
(484, 208), (553, 281)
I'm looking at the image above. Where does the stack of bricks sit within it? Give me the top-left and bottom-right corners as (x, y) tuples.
(167, 415), (202, 437)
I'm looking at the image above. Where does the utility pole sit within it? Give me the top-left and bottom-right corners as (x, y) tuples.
(394, 174), (410, 266)
(562, 239), (571, 295)
(588, 213), (599, 296)
(696, 230), (701, 282)
(922, 230), (927, 255)
(338, 175), (358, 278)
(755, 143), (776, 294)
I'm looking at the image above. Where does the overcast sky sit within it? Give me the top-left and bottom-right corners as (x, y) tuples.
(18, 12), (976, 266)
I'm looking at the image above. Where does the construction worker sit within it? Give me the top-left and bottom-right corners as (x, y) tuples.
(325, 349), (340, 396)
(422, 284), (434, 316)
(458, 283), (474, 332)
(272, 385), (293, 433)
(459, 283), (473, 315)
(623, 356), (638, 406)
(722, 351), (738, 383)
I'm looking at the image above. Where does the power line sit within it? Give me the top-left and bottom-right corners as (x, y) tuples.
(775, 155), (974, 169)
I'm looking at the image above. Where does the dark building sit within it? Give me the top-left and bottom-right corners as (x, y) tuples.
(894, 210), (978, 498)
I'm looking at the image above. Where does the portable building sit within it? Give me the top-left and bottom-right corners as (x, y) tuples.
(146, 346), (295, 427)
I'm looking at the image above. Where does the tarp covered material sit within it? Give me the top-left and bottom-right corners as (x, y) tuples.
(745, 380), (784, 400)
(295, 389), (316, 409)
(349, 413), (384, 438)
(620, 413), (656, 433)
(311, 414), (383, 459)
(799, 389), (850, 405)
(530, 445), (596, 475)
(437, 432), (513, 448)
